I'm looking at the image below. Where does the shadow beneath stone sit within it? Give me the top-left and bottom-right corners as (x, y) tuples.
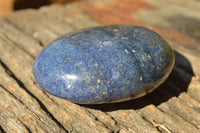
(81, 51), (194, 111)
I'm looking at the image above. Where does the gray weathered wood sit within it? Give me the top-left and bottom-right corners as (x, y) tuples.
(1, 0), (200, 132)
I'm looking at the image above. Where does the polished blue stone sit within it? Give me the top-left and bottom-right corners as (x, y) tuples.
(33, 25), (174, 104)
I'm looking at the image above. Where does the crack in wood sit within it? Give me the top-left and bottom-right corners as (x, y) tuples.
(103, 112), (122, 133)
(0, 60), (69, 132)
(136, 111), (161, 132)
(157, 100), (200, 130)
(16, 118), (32, 133)
(85, 109), (115, 133)
(44, 93), (112, 133)
(38, 40), (45, 47)
(0, 84), (24, 105)
(0, 84), (57, 132)
(0, 125), (6, 133)
(149, 119), (172, 133)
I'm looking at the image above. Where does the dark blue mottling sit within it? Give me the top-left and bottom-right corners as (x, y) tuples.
(33, 25), (174, 104)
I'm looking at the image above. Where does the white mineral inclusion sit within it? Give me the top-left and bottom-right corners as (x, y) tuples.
(103, 41), (112, 46)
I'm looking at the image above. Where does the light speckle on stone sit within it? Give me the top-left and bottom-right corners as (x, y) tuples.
(124, 49), (130, 54)
(132, 49), (136, 53)
(148, 54), (152, 61)
(97, 79), (101, 84)
(140, 76), (143, 81)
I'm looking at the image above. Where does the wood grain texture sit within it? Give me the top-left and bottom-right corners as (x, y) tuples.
(0, 0), (200, 132)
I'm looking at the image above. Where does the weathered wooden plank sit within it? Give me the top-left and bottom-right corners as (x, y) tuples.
(39, 4), (99, 29)
(0, 93), (29, 133)
(139, 105), (199, 133)
(5, 9), (72, 45)
(0, 0), (200, 132)
(0, 33), (112, 132)
(188, 78), (200, 103)
(5, 4), (100, 46)
(86, 109), (120, 132)
(107, 110), (159, 133)
(0, 18), (42, 58)
(0, 85), (49, 133)
(158, 97), (200, 129)
(0, 63), (67, 132)
(178, 92), (200, 113)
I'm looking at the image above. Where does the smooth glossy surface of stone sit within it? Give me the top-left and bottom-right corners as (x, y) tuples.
(33, 25), (174, 104)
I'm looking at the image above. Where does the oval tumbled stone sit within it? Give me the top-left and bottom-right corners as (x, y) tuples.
(33, 25), (174, 104)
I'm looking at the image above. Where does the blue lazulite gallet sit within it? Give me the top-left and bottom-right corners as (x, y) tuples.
(33, 25), (174, 104)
